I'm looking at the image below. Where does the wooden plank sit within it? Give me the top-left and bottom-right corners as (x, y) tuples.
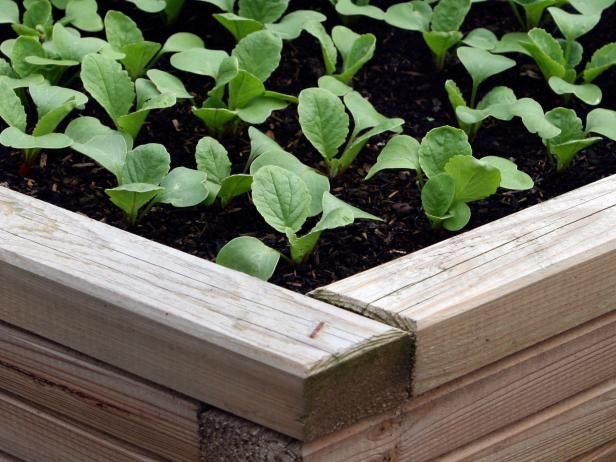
(0, 390), (163, 462)
(301, 311), (616, 462)
(0, 186), (412, 440)
(572, 439), (616, 462)
(0, 321), (202, 462)
(437, 378), (616, 461)
(312, 173), (616, 394)
(0, 451), (23, 462)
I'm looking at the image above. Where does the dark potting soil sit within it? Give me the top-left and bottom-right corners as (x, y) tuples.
(1, 1), (616, 293)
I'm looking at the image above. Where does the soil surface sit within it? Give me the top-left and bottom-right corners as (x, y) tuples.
(1, 1), (616, 293)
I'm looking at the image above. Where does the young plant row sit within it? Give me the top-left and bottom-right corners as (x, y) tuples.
(0, 0), (615, 281)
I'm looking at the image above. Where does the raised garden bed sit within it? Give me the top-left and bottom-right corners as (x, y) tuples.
(1, 0), (616, 460)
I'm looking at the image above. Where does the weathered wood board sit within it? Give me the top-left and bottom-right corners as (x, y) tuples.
(0, 321), (202, 462)
(0, 186), (411, 440)
(313, 174), (616, 394)
(0, 390), (162, 462)
(0, 451), (23, 462)
(572, 439), (616, 462)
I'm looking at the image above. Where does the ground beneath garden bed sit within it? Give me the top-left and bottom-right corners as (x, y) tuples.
(1, 0), (615, 292)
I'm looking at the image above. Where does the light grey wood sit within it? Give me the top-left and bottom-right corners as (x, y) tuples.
(0, 186), (411, 441)
(0, 321), (202, 462)
(313, 173), (616, 394)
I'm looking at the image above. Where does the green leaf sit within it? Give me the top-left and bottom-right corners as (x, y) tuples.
(126, 0), (166, 13)
(548, 76), (602, 105)
(444, 155), (501, 202)
(195, 0), (235, 11)
(228, 70), (265, 109)
(217, 237), (280, 281)
(418, 126), (472, 178)
(10, 36), (46, 78)
(266, 10), (326, 40)
(105, 10), (143, 49)
(235, 95), (288, 123)
(365, 135), (420, 179)
(422, 173), (456, 221)
(423, 30), (463, 62)
(147, 69), (192, 99)
(121, 143), (170, 185)
(213, 12), (264, 41)
(492, 32), (532, 55)
(521, 28), (567, 80)
(584, 43), (616, 82)
(431, 0), (472, 32)
(170, 48), (230, 79)
(317, 75), (353, 96)
(443, 201), (471, 231)
(481, 156), (534, 190)
(192, 106), (238, 133)
(298, 87), (349, 161)
(304, 22), (337, 75)
(586, 108), (616, 140)
(160, 32), (204, 55)
(157, 167), (209, 207)
(106, 183), (164, 222)
(384, 2), (431, 32)
(251, 165), (311, 234)
(569, 0), (615, 15)
(331, 26), (376, 84)
(336, 0), (386, 20)
(23, 0), (52, 29)
(238, 0), (288, 23)
(462, 28), (498, 50)
(51, 23), (106, 61)
(0, 78), (26, 131)
(81, 53), (134, 123)
(232, 30), (282, 82)
(195, 136), (231, 184)
(30, 85), (87, 118)
(121, 41), (161, 80)
(64, 0), (103, 32)
(457, 46), (516, 91)
(548, 7), (600, 41)
(0, 127), (72, 149)
(219, 174), (253, 206)
(247, 126), (283, 164)
(0, 0), (19, 24)
(544, 108), (597, 170)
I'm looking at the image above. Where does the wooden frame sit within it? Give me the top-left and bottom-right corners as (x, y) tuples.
(1, 174), (615, 459)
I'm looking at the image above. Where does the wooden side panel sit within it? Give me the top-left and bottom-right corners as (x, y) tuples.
(0, 186), (411, 440)
(438, 378), (616, 462)
(313, 173), (616, 394)
(302, 312), (616, 462)
(572, 439), (616, 462)
(0, 451), (23, 462)
(0, 321), (202, 462)
(0, 390), (163, 462)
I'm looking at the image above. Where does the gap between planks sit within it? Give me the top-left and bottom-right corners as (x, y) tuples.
(312, 173), (616, 394)
(0, 186), (412, 441)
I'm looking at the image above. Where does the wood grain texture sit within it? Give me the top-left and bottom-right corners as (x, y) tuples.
(0, 390), (163, 462)
(0, 321), (202, 462)
(0, 451), (23, 462)
(438, 378), (616, 461)
(302, 311), (616, 462)
(572, 439), (616, 462)
(312, 173), (616, 394)
(0, 186), (412, 440)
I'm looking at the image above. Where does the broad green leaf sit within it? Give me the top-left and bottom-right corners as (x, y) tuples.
(343, 90), (394, 135)
(584, 43), (616, 82)
(228, 70), (265, 108)
(30, 85), (87, 117)
(122, 41), (161, 80)
(443, 201), (471, 231)
(116, 90), (175, 138)
(0, 127), (72, 149)
(64, 0), (103, 32)
(492, 32), (532, 55)
(219, 174), (253, 206)
(419, 126), (472, 178)
(0, 0), (19, 24)
(431, 0), (472, 32)
(288, 231), (321, 263)
(423, 31), (463, 61)
(586, 108), (616, 140)
(365, 135), (420, 179)
(51, 23), (106, 61)
(318, 190), (380, 223)
(238, 0), (288, 23)
(251, 165), (311, 234)
(511, 98), (562, 139)
(126, 0), (166, 12)
(106, 183), (164, 222)
(81, 54), (134, 123)
(521, 28), (567, 80)
(0, 78), (26, 131)
(160, 33), (204, 55)
(444, 155), (500, 202)
(570, 0), (615, 15)
(336, 0), (385, 19)
(213, 13), (264, 41)
(384, 1), (431, 32)
(422, 173), (456, 221)
(0, 74), (45, 89)
(548, 76), (602, 105)
(481, 156), (534, 190)
(195, 0), (235, 11)
(332, 26), (376, 84)
(545, 107), (584, 144)
(248, 126), (283, 164)
(457, 47), (516, 90)
(462, 28), (498, 50)
(217, 237), (280, 281)
(147, 69), (192, 99)
(105, 10), (143, 49)
(24, 56), (79, 67)
(32, 101), (78, 137)
(304, 22), (337, 75)
(23, 0), (52, 29)
(170, 48), (230, 78)
(266, 10), (327, 40)
(317, 75), (353, 96)
(235, 95), (288, 123)
(548, 7), (600, 41)
(195, 136), (231, 184)
(157, 167), (209, 207)
(192, 106), (238, 133)
(298, 88), (349, 161)
(121, 143), (170, 185)
(232, 30), (282, 82)
(10, 36), (46, 78)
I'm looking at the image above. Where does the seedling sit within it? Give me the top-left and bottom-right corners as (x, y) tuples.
(171, 30), (296, 136)
(305, 24), (376, 84)
(298, 80), (404, 177)
(367, 126), (534, 231)
(65, 117), (208, 223)
(541, 107), (616, 170)
(126, 0), (186, 24)
(0, 79), (87, 173)
(196, 0), (326, 41)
